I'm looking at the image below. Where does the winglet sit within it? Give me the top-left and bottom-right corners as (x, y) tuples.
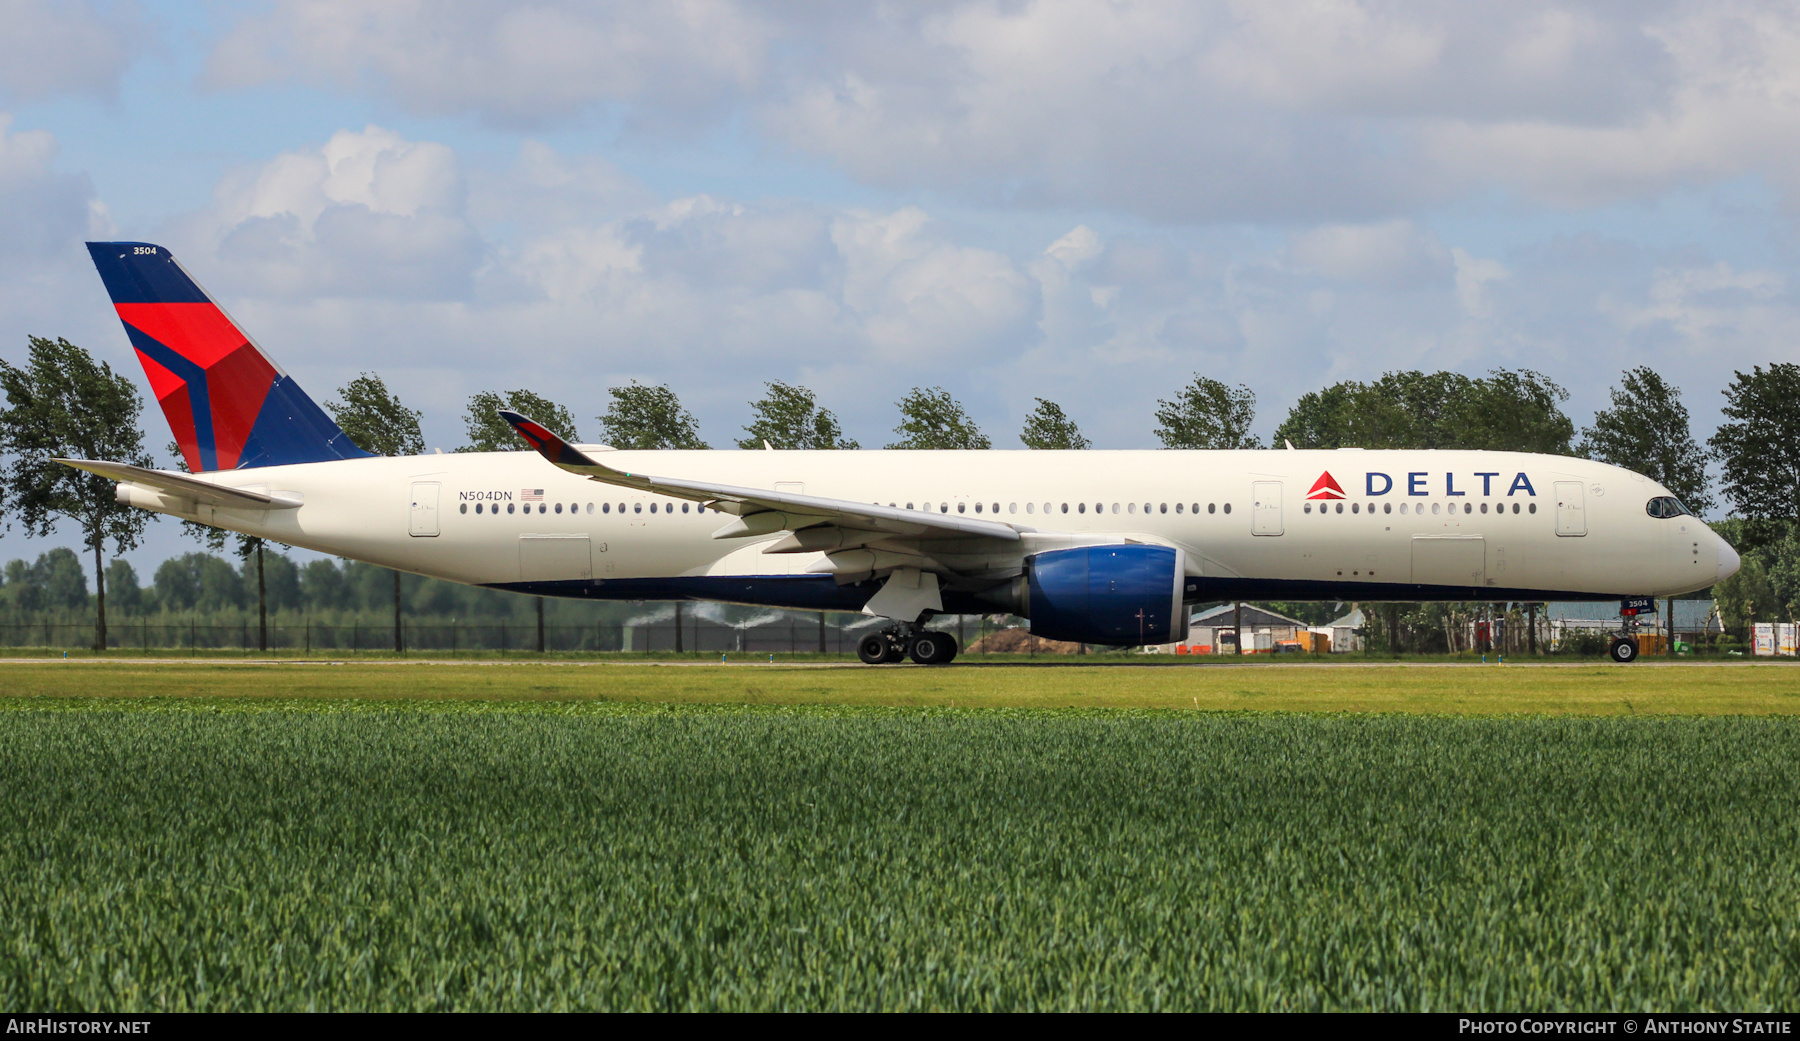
(498, 409), (611, 470)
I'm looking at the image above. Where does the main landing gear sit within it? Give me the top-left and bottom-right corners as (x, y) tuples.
(857, 625), (960, 665)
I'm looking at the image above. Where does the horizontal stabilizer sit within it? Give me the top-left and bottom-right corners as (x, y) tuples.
(55, 459), (301, 510)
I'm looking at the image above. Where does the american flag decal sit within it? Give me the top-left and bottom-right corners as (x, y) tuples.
(522, 488), (544, 501)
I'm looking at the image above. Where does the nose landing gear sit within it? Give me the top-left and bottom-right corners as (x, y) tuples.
(856, 625), (960, 665)
(1609, 637), (1639, 663)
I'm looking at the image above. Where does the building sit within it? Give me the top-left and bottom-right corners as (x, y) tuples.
(1150, 603), (1317, 655)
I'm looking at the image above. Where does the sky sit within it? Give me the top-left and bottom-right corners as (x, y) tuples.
(4, 0), (1800, 578)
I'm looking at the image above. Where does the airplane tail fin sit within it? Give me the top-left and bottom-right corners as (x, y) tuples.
(85, 242), (372, 471)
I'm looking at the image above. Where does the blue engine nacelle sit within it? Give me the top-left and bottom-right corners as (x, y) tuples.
(1024, 545), (1190, 646)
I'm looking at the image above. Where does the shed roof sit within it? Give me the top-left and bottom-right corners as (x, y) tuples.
(1190, 603), (1311, 628)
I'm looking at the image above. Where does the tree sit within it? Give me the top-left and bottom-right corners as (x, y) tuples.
(104, 558), (145, 615)
(462, 389), (579, 452)
(1154, 376), (1259, 449)
(738, 382), (859, 450)
(1578, 367), (1712, 515)
(597, 381), (708, 449)
(326, 372), (424, 457)
(1710, 364), (1800, 541)
(1019, 398), (1091, 450)
(0, 336), (153, 649)
(886, 387), (991, 449)
(326, 372), (425, 651)
(1457, 369), (1574, 455)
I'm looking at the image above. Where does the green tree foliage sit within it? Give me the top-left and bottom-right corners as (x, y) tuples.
(738, 382), (858, 450)
(887, 387), (991, 450)
(0, 335), (152, 648)
(104, 558), (143, 615)
(597, 382), (708, 450)
(327, 372), (424, 457)
(154, 553), (246, 612)
(462, 390), (579, 452)
(1578, 367), (1712, 515)
(1, 550), (90, 612)
(1154, 376), (1259, 449)
(1709, 364), (1800, 542)
(1274, 369), (1572, 453)
(1019, 399), (1091, 450)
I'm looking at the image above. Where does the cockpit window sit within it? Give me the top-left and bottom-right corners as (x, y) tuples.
(1646, 496), (1692, 519)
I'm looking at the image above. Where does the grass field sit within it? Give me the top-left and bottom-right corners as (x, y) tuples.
(0, 658), (1797, 714)
(3, 663), (1798, 1011)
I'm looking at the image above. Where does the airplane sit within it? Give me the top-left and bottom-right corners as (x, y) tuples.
(64, 241), (1740, 665)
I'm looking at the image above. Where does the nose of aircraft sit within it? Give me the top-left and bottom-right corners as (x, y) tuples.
(1718, 537), (1741, 583)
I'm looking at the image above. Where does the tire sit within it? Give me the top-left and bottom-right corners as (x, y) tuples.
(1609, 637), (1639, 664)
(908, 633), (944, 665)
(857, 634), (890, 665)
(934, 631), (959, 664)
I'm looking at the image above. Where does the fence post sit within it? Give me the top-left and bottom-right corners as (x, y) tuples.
(306, 619), (311, 655)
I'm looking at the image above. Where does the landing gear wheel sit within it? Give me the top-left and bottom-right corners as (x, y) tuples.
(1609, 637), (1639, 664)
(857, 634), (891, 665)
(908, 631), (950, 665)
(935, 631), (959, 664)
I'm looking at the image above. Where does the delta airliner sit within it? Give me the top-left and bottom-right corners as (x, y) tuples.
(64, 242), (1739, 664)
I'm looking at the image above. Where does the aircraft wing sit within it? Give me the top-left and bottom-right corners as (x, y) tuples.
(498, 410), (1023, 548)
(56, 458), (303, 509)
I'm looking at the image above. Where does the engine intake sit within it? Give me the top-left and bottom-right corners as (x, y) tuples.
(1023, 544), (1189, 646)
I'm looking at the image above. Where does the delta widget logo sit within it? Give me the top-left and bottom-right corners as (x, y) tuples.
(1307, 472), (1346, 500)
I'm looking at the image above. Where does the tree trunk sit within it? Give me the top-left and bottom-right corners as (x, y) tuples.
(1666, 597), (1675, 655)
(817, 612), (826, 654)
(256, 542), (267, 652)
(674, 601), (683, 653)
(393, 570), (402, 653)
(1528, 604), (1538, 654)
(1388, 603), (1400, 654)
(537, 597), (546, 653)
(92, 538), (106, 652)
(1233, 601), (1243, 655)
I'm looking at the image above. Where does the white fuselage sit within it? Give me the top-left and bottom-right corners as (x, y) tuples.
(121, 448), (1733, 611)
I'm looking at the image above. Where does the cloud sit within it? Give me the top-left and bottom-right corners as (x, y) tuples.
(205, 0), (768, 129)
(0, 0), (142, 103)
(171, 126), (484, 300)
(1287, 220), (1452, 288)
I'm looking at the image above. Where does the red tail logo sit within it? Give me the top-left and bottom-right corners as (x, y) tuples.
(1307, 472), (1345, 500)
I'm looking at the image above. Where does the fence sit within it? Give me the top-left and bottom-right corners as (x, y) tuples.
(0, 615), (1001, 655)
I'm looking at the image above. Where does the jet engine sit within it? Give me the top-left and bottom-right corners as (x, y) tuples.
(985, 544), (1189, 646)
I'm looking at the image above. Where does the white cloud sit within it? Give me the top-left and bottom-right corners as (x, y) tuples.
(1287, 220), (1452, 288)
(0, 0), (141, 103)
(205, 0), (768, 128)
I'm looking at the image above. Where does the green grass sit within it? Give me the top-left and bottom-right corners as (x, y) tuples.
(2, 700), (1798, 1010)
(2, 659), (1799, 714)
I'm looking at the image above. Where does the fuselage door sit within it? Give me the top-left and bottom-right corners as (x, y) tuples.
(409, 482), (440, 537)
(1252, 481), (1283, 536)
(1554, 481), (1586, 537)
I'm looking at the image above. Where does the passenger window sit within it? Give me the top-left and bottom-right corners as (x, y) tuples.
(618, 503), (625, 513)
(459, 503), (467, 514)
(1111, 503), (1120, 514)
(993, 503), (1000, 514)
(1159, 503), (1167, 514)
(974, 502), (982, 513)
(1026, 502), (1034, 514)
(1512, 502), (1520, 514)
(1128, 502), (1137, 514)
(682, 503), (690, 513)
(1529, 502), (1537, 514)
(1175, 503), (1184, 514)
(634, 503), (642, 514)
(1383, 503), (1391, 514)
(1351, 503), (1359, 514)
(1304, 502), (1313, 514)
(1009, 503), (1017, 514)
(1078, 503), (1086, 514)
(1222, 503), (1231, 514)
(1431, 503), (1440, 515)
(941, 504), (949, 513)
(1061, 503), (1069, 514)
(1464, 503), (1472, 514)
(1191, 503), (1199, 514)
(1336, 502), (1344, 514)
(1479, 502), (1487, 514)
(555, 503), (563, 514)
(508, 503), (516, 514)
(587, 503), (594, 514)
(906, 502), (914, 510)
(1208, 503), (1216, 514)
(474, 503), (482, 514)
